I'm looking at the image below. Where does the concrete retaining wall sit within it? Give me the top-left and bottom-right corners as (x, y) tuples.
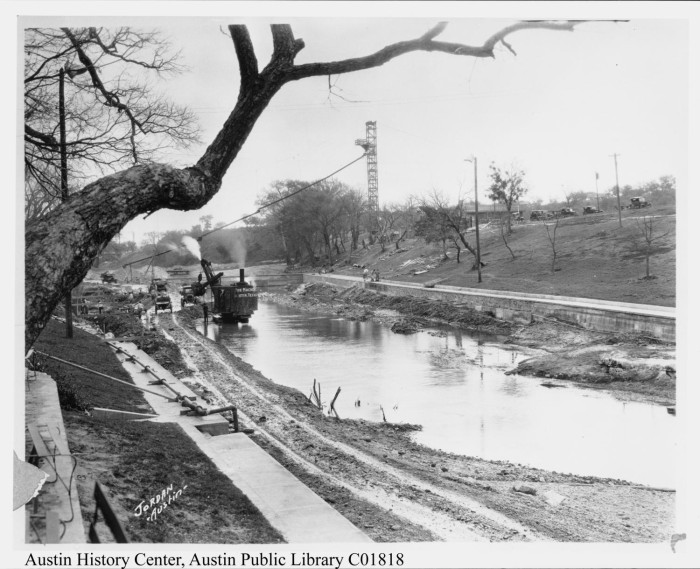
(303, 274), (675, 342)
(253, 273), (304, 291)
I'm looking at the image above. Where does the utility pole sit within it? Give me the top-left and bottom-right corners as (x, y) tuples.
(595, 172), (600, 211)
(59, 67), (73, 338)
(611, 153), (622, 227)
(465, 157), (482, 283)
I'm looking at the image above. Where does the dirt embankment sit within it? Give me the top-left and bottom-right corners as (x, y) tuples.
(267, 283), (676, 406)
(150, 306), (675, 543)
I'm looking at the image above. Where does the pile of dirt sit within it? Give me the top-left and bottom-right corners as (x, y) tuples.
(510, 347), (676, 405)
(391, 319), (420, 334)
(87, 312), (142, 337)
(339, 287), (511, 333)
(280, 283), (511, 336)
(138, 334), (192, 379)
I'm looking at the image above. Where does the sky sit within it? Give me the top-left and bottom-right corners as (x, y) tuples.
(18, 9), (688, 244)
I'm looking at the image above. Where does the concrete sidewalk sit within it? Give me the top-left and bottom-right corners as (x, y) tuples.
(110, 341), (371, 543)
(24, 370), (85, 544)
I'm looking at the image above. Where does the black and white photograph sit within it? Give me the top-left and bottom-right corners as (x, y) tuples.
(7, 2), (699, 568)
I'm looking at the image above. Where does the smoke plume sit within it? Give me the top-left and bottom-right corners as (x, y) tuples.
(182, 236), (201, 260)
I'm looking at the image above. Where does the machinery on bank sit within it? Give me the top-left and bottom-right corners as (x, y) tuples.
(191, 259), (258, 323)
(179, 285), (197, 308)
(100, 271), (117, 283)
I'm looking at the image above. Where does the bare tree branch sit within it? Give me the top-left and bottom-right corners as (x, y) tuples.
(62, 28), (146, 141)
(287, 20), (583, 81)
(229, 25), (259, 90)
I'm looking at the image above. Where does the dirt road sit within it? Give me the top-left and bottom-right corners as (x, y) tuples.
(153, 309), (674, 543)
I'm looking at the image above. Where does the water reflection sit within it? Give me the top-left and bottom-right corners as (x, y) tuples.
(198, 300), (675, 487)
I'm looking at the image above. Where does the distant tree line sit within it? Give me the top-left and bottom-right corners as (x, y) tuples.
(96, 173), (675, 271)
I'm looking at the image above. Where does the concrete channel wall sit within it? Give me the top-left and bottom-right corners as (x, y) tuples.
(253, 273), (304, 291)
(303, 274), (676, 342)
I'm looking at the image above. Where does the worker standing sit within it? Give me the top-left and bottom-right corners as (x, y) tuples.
(202, 303), (209, 323)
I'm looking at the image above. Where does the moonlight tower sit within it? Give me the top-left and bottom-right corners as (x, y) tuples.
(355, 121), (378, 231)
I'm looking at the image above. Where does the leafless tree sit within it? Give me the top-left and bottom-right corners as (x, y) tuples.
(500, 216), (516, 260)
(393, 196), (418, 250)
(543, 217), (561, 272)
(420, 190), (482, 266)
(635, 215), (671, 278)
(339, 189), (366, 252)
(376, 204), (406, 253)
(24, 27), (199, 218)
(26, 20), (590, 350)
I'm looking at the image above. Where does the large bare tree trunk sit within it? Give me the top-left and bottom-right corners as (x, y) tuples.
(25, 70), (284, 348)
(26, 165), (212, 347)
(24, 21), (582, 351)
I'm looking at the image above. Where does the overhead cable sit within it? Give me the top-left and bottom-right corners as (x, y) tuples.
(197, 152), (366, 241)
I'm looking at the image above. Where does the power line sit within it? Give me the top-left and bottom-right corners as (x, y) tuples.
(197, 152), (367, 242)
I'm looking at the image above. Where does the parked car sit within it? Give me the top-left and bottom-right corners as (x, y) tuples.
(630, 197), (651, 209)
(583, 206), (604, 215)
(529, 210), (550, 221)
(558, 208), (577, 217)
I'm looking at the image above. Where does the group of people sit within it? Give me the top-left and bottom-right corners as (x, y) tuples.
(362, 268), (380, 282)
(77, 299), (103, 314)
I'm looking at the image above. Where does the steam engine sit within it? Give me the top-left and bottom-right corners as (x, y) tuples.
(192, 259), (258, 323)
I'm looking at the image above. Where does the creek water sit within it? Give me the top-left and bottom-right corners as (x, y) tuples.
(196, 300), (676, 488)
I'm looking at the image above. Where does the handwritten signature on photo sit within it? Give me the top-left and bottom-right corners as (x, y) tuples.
(134, 483), (188, 522)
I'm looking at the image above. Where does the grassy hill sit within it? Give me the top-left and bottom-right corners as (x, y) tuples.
(333, 205), (676, 307)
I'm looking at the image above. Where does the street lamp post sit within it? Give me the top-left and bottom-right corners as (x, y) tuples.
(465, 156), (482, 283)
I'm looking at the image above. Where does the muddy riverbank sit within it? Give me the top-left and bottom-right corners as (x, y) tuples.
(267, 283), (676, 407)
(148, 305), (674, 543)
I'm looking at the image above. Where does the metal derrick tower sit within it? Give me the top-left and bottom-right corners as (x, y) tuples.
(355, 121), (378, 231)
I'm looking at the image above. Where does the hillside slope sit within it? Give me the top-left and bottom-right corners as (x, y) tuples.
(334, 207), (676, 307)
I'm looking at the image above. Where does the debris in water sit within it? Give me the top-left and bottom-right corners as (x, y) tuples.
(391, 320), (419, 334)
